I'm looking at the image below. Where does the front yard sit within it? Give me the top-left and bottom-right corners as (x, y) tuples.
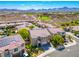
(50, 33), (75, 50)
(24, 32), (76, 57)
(25, 44), (44, 57)
(51, 34), (65, 48)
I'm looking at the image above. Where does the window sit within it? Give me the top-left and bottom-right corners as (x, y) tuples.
(4, 49), (11, 57)
(14, 48), (18, 52)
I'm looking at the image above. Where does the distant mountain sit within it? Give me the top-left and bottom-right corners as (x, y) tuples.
(52, 7), (79, 12)
(0, 7), (79, 13)
(26, 7), (79, 12)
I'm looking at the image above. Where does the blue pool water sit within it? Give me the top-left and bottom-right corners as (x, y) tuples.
(41, 43), (51, 50)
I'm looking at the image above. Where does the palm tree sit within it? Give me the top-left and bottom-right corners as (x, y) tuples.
(68, 35), (73, 42)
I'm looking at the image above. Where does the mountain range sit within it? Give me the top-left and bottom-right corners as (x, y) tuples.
(0, 7), (79, 13)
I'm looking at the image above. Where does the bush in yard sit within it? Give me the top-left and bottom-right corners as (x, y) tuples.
(51, 34), (64, 47)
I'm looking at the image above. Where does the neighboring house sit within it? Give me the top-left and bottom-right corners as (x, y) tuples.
(47, 28), (66, 42)
(47, 28), (64, 35)
(16, 24), (26, 30)
(0, 24), (6, 28)
(36, 22), (46, 28)
(0, 34), (25, 57)
(15, 22), (32, 30)
(45, 23), (56, 28)
(0, 23), (21, 29)
(29, 28), (51, 46)
(69, 26), (79, 32)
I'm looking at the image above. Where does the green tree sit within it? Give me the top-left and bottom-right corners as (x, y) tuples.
(4, 26), (15, 36)
(18, 28), (29, 40)
(51, 34), (64, 47)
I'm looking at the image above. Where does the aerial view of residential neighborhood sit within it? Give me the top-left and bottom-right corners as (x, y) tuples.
(0, 1), (79, 57)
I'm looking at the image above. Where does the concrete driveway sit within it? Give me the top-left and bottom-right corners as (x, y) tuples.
(45, 32), (79, 57)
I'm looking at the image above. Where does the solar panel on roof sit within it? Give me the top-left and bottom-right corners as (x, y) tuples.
(0, 38), (9, 47)
(0, 35), (20, 47)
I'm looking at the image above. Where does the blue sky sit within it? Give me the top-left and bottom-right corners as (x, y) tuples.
(0, 1), (79, 10)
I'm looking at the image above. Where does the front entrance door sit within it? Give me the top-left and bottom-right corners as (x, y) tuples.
(37, 37), (41, 47)
(38, 43), (41, 47)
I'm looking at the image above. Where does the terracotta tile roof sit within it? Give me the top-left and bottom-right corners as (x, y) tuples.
(29, 28), (51, 38)
(47, 28), (64, 34)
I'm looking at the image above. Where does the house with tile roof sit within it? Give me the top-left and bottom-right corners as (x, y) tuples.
(70, 26), (79, 31)
(0, 34), (25, 57)
(29, 28), (51, 46)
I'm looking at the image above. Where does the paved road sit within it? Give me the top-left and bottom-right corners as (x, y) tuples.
(45, 33), (79, 57)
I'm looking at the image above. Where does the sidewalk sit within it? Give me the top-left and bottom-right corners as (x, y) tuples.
(37, 47), (55, 57)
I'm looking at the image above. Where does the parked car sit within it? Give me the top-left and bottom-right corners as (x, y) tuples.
(56, 45), (65, 51)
